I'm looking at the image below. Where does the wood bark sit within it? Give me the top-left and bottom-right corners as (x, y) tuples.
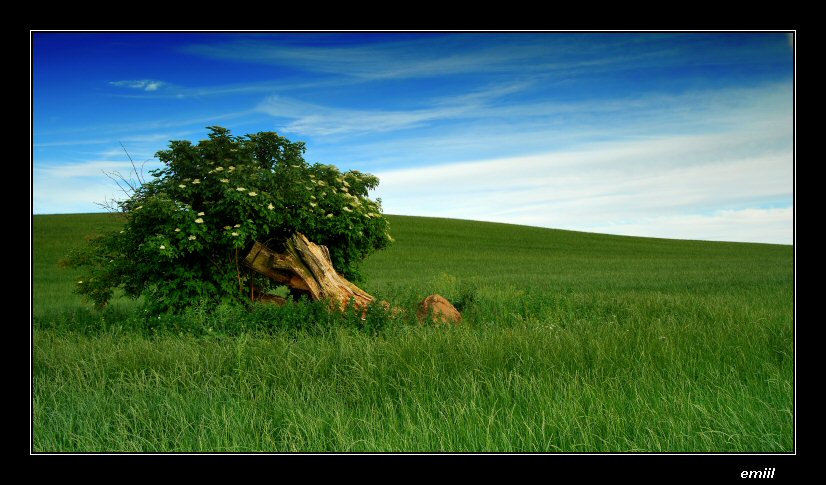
(242, 233), (374, 310)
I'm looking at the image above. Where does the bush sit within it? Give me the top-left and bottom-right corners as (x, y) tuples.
(66, 126), (392, 314)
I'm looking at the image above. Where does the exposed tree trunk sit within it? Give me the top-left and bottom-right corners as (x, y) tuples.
(242, 233), (375, 311)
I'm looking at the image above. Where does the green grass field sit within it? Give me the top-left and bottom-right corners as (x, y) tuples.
(32, 213), (794, 452)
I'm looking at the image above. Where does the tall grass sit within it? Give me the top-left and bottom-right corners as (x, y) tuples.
(32, 214), (794, 452)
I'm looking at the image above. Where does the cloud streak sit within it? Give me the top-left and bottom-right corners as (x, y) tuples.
(183, 35), (557, 80)
(182, 33), (791, 84)
(110, 79), (167, 92)
(253, 81), (528, 137)
(257, 95), (472, 137)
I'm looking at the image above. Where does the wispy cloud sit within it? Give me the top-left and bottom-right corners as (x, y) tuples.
(106, 80), (327, 100)
(372, 132), (793, 244)
(183, 35), (551, 80)
(265, 80), (791, 159)
(255, 80), (533, 137)
(109, 79), (167, 92)
(182, 33), (792, 84)
(257, 96), (464, 136)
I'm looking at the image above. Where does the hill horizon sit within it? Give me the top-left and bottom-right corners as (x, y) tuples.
(30, 212), (793, 247)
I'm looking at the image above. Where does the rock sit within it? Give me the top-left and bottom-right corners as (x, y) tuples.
(417, 294), (462, 324)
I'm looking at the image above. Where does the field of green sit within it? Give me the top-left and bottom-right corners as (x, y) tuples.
(32, 213), (794, 452)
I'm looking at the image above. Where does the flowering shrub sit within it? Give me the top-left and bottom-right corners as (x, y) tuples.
(66, 126), (392, 313)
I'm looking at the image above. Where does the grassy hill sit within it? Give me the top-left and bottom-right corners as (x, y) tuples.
(31, 213), (794, 452)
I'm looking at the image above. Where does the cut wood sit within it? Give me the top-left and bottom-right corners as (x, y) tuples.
(243, 233), (374, 311)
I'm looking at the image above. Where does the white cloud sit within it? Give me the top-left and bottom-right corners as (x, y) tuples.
(372, 133), (793, 244)
(32, 159), (164, 214)
(586, 207), (793, 245)
(109, 79), (166, 92)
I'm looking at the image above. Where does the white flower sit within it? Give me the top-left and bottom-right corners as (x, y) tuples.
(231, 232), (239, 237)
(192, 179), (201, 184)
(236, 187), (246, 192)
(215, 166), (224, 172)
(343, 206), (352, 212)
(135, 206), (143, 210)
(183, 178), (191, 182)
(197, 212), (205, 216)
(194, 218), (204, 224)
(159, 245), (166, 250)
(267, 203), (274, 210)
(78, 280), (83, 284)
(188, 235), (197, 241)
(179, 184), (186, 188)
(119, 230), (125, 233)
(310, 195), (316, 200)
(234, 224), (240, 228)
(309, 202), (317, 208)
(326, 213), (334, 218)
(342, 181), (350, 187)
(228, 166), (235, 171)
(224, 226), (231, 230)
(174, 228), (181, 232)
(248, 192), (257, 197)
(220, 179), (229, 183)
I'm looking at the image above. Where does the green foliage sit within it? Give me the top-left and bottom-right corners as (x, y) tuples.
(65, 127), (391, 313)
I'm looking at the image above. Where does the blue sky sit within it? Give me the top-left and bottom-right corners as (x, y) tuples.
(32, 32), (794, 244)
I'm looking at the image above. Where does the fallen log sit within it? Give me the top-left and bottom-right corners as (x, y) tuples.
(242, 233), (375, 311)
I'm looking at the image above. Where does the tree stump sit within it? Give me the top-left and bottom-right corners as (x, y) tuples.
(242, 233), (375, 311)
